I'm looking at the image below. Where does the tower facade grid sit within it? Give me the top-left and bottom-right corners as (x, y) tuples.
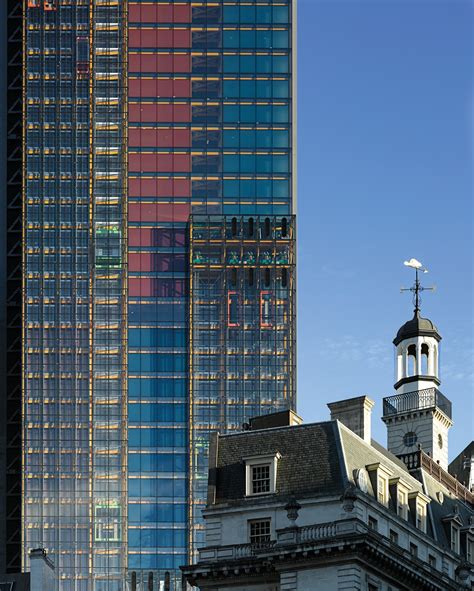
(21, 0), (296, 589)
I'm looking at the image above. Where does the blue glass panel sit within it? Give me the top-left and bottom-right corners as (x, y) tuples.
(273, 30), (289, 48)
(273, 105), (289, 123)
(129, 328), (186, 348)
(272, 80), (289, 98)
(128, 403), (186, 423)
(128, 503), (186, 523)
(128, 453), (187, 473)
(128, 353), (186, 373)
(128, 428), (186, 447)
(223, 104), (239, 123)
(223, 55), (239, 73)
(128, 478), (186, 498)
(128, 528), (186, 548)
(273, 55), (290, 73)
(128, 378), (186, 399)
(255, 5), (271, 23)
(128, 303), (185, 323)
(240, 55), (256, 73)
(128, 554), (186, 570)
(223, 5), (238, 22)
(223, 80), (239, 98)
(273, 6), (290, 23)
(223, 30), (239, 48)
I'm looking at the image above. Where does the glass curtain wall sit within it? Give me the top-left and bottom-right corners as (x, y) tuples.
(189, 214), (296, 557)
(127, 0), (294, 584)
(23, 1), (92, 589)
(90, 0), (128, 589)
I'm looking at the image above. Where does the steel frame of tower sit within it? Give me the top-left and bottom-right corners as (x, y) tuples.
(188, 214), (296, 559)
(0, 0), (23, 575)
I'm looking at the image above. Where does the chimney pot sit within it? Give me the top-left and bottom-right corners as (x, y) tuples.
(327, 396), (375, 443)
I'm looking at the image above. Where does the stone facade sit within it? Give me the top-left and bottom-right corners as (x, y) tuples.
(182, 413), (473, 590)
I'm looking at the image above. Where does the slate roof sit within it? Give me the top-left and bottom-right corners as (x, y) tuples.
(208, 416), (473, 552)
(338, 422), (424, 494)
(210, 421), (346, 505)
(419, 470), (473, 551)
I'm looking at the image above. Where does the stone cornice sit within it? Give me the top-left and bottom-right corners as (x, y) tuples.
(182, 519), (463, 590)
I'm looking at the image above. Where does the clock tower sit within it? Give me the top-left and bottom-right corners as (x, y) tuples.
(382, 261), (452, 470)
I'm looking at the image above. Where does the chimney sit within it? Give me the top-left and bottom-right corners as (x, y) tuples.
(29, 548), (55, 591)
(249, 409), (303, 431)
(328, 396), (375, 443)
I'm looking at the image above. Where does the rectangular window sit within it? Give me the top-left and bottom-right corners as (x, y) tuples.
(260, 291), (273, 327)
(249, 519), (271, 545)
(416, 501), (427, 532)
(389, 529), (398, 544)
(450, 524), (460, 554)
(368, 516), (378, 531)
(227, 291), (240, 327)
(251, 464), (271, 494)
(428, 554), (436, 569)
(377, 475), (388, 506)
(410, 543), (418, 557)
(467, 537), (474, 564)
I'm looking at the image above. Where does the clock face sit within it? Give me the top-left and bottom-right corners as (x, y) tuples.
(354, 468), (369, 493)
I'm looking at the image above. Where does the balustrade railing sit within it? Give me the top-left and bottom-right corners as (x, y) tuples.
(399, 450), (474, 504)
(383, 388), (452, 419)
(198, 522), (343, 562)
(299, 522), (338, 542)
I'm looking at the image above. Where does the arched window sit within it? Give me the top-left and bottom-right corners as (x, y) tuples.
(397, 345), (404, 380)
(433, 344), (438, 377)
(407, 344), (417, 376)
(264, 217), (271, 238)
(421, 343), (429, 375)
(248, 217), (254, 237)
(231, 217), (237, 237)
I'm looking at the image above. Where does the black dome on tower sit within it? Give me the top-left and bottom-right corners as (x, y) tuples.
(393, 310), (441, 346)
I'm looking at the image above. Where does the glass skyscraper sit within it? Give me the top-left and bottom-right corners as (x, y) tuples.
(20, 0), (295, 589)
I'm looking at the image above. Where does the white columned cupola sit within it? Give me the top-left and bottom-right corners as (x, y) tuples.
(382, 260), (453, 470)
(393, 309), (441, 395)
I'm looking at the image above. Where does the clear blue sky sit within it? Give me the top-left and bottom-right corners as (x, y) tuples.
(297, 0), (473, 459)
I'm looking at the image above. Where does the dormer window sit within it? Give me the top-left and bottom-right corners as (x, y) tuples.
(244, 453), (280, 497)
(408, 491), (430, 533)
(389, 477), (410, 520)
(252, 464), (271, 494)
(366, 463), (392, 508)
(450, 523), (460, 554)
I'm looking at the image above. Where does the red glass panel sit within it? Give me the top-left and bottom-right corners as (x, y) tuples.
(129, 53), (192, 74)
(129, 29), (191, 48)
(129, 277), (153, 297)
(172, 5), (191, 22)
(128, 202), (190, 222)
(128, 154), (191, 173)
(128, 178), (191, 198)
(129, 4), (191, 23)
(128, 79), (191, 99)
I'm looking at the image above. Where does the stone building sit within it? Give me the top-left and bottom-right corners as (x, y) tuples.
(182, 302), (473, 590)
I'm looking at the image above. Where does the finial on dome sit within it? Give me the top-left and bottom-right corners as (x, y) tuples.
(401, 258), (435, 315)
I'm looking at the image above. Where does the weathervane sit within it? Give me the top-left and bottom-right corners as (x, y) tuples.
(401, 258), (435, 314)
